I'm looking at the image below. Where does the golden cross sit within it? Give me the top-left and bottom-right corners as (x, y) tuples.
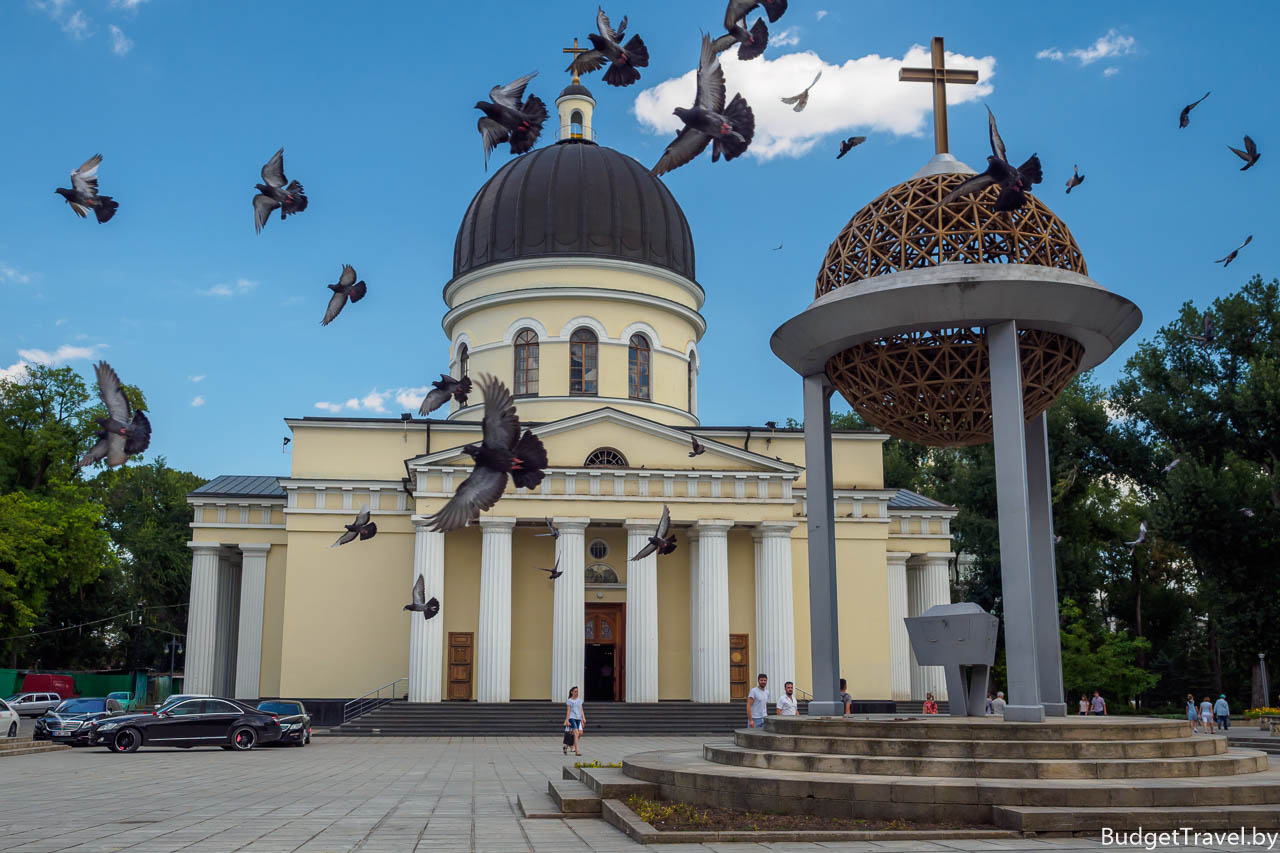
(899, 36), (980, 155)
(563, 37), (589, 85)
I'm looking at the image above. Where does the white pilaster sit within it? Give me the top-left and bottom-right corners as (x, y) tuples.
(625, 519), (661, 703)
(234, 544), (271, 700)
(753, 522), (798, 701)
(476, 517), (517, 703)
(907, 558), (926, 700)
(409, 519), (446, 703)
(693, 520), (734, 703)
(885, 552), (912, 701)
(185, 542), (222, 696)
(551, 518), (590, 703)
(688, 530), (701, 701)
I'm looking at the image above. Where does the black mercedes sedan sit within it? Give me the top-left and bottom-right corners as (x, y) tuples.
(256, 700), (312, 746)
(34, 696), (125, 746)
(89, 697), (282, 752)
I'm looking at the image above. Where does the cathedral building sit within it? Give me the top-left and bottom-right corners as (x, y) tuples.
(183, 79), (956, 708)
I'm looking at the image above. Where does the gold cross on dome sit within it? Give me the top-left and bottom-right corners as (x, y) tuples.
(563, 37), (589, 85)
(899, 36), (980, 155)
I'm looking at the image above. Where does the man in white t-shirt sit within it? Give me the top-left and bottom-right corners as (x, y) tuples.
(777, 681), (799, 716)
(747, 673), (769, 728)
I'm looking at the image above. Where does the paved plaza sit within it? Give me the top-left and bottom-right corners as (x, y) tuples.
(0, 734), (1274, 853)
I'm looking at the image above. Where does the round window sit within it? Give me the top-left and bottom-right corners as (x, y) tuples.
(589, 539), (609, 560)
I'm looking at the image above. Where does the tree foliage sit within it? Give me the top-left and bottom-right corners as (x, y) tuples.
(1059, 598), (1160, 705)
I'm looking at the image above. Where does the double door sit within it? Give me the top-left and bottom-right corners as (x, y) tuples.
(585, 604), (624, 702)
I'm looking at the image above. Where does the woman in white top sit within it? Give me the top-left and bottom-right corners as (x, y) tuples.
(563, 686), (585, 756)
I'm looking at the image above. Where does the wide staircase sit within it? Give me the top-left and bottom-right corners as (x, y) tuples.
(0, 737), (71, 758)
(621, 715), (1280, 833)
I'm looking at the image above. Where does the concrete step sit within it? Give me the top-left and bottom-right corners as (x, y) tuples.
(516, 791), (598, 819)
(578, 766), (658, 799)
(706, 742), (1269, 779)
(994, 804), (1280, 832)
(0, 742), (72, 758)
(736, 729), (1228, 759)
(762, 716), (1193, 742)
(548, 779), (602, 814)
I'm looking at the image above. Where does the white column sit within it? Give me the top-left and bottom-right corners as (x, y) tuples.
(234, 544), (271, 700)
(753, 522), (797, 701)
(409, 519), (446, 703)
(886, 552), (912, 701)
(920, 552), (955, 701)
(693, 520), (733, 703)
(476, 517), (516, 703)
(907, 559), (926, 700)
(185, 542), (221, 696)
(625, 519), (661, 703)
(688, 530), (702, 700)
(551, 518), (590, 703)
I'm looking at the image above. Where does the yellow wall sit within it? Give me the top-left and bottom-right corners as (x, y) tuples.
(657, 549), (690, 700)
(259, 544), (288, 698)
(728, 531), (757, 681)
(511, 529), (557, 699)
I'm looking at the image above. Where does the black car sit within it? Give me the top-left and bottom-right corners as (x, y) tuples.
(89, 697), (282, 753)
(256, 700), (312, 746)
(34, 697), (125, 746)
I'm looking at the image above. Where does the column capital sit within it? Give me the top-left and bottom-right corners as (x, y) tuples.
(552, 517), (591, 532)
(752, 520), (798, 539)
(624, 518), (660, 534)
(187, 541), (222, 554)
(886, 550), (912, 567)
(477, 516), (518, 531)
(694, 519), (734, 536)
(237, 543), (272, 556)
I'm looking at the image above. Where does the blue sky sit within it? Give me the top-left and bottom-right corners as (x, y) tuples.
(3, 0), (1276, 479)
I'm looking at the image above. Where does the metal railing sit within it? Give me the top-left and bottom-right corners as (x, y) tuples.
(342, 677), (408, 725)
(793, 686), (814, 701)
(556, 124), (599, 142)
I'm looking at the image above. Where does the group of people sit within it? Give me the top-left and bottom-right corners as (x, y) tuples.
(1077, 691), (1108, 715)
(1187, 693), (1232, 733)
(747, 674), (801, 727)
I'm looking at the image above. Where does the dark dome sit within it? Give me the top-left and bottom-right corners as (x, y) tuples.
(452, 140), (696, 282)
(559, 83), (594, 98)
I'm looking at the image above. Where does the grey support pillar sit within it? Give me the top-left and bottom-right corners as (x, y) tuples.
(987, 321), (1045, 722)
(1026, 412), (1067, 716)
(802, 373), (842, 716)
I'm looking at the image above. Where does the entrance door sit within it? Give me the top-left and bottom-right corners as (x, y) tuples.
(447, 632), (474, 701)
(585, 604), (624, 702)
(729, 634), (750, 700)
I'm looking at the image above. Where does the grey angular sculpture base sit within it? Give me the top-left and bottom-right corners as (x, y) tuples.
(1042, 702), (1068, 717)
(905, 603), (1000, 717)
(807, 700), (844, 717)
(942, 665), (992, 718)
(1004, 704), (1047, 722)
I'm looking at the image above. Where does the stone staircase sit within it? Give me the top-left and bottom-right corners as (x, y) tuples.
(621, 716), (1280, 834)
(1230, 732), (1280, 755)
(0, 737), (71, 758)
(517, 765), (656, 819)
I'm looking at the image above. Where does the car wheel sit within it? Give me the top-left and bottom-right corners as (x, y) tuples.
(112, 728), (141, 754)
(230, 726), (257, 751)
(6, 722), (15, 738)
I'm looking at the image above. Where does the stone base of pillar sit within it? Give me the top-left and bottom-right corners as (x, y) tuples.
(1004, 704), (1047, 722)
(1042, 702), (1068, 717)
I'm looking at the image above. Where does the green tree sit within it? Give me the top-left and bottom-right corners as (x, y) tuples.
(1059, 598), (1160, 706)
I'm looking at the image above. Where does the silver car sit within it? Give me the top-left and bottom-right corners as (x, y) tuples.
(5, 693), (63, 717)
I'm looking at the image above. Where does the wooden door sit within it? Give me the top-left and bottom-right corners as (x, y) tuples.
(585, 604), (624, 702)
(447, 632), (474, 701)
(729, 634), (750, 700)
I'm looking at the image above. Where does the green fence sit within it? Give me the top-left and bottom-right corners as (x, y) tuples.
(0, 670), (162, 704)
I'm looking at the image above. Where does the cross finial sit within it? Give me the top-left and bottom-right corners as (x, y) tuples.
(899, 36), (980, 155)
(563, 37), (589, 85)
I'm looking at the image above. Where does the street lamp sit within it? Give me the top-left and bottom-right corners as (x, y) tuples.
(1261, 653), (1270, 709)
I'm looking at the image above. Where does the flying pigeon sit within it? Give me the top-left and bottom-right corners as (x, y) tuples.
(773, 241), (783, 251)
(476, 73), (548, 169)
(1065, 164), (1085, 194)
(1187, 311), (1215, 345)
(652, 35), (755, 177)
(423, 374), (549, 532)
(631, 504), (677, 560)
(1241, 508), (1256, 518)
(781, 71), (822, 112)
(404, 576), (440, 620)
(76, 361), (151, 469)
(1124, 521), (1147, 554)
(320, 264), (367, 326)
(1214, 235), (1253, 267)
(689, 436), (706, 458)
(837, 136), (867, 159)
(252, 148), (308, 234)
(567, 8), (649, 88)
(536, 517), (559, 539)
(332, 507), (377, 548)
(532, 559), (563, 581)
(1228, 135), (1261, 171)
(941, 106), (1043, 212)
(419, 374), (473, 416)
(1179, 91), (1210, 128)
(55, 154), (119, 223)
(1162, 458), (1183, 474)
(711, 0), (770, 61)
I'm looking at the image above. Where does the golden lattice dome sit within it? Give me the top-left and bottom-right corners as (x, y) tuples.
(816, 161), (1089, 447)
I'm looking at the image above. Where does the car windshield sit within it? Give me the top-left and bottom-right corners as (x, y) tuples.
(256, 702), (301, 715)
(55, 699), (106, 714)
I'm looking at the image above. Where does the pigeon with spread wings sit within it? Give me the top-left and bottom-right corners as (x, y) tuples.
(332, 507), (377, 548)
(404, 575), (440, 620)
(1186, 312), (1215, 345)
(652, 34), (755, 177)
(76, 361), (151, 469)
(532, 559), (563, 580)
(837, 136), (867, 159)
(630, 504), (677, 560)
(1179, 91), (1210, 128)
(419, 375), (472, 416)
(1228, 135), (1261, 171)
(423, 375), (548, 532)
(781, 71), (822, 112)
(56, 154), (119, 223)
(940, 106), (1042, 212)
(689, 436), (706, 458)
(476, 73), (549, 169)
(1065, 165), (1085, 194)
(252, 148), (308, 234)
(1214, 235), (1252, 267)
(320, 264), (367, 326)
(567, 8), (649, 87)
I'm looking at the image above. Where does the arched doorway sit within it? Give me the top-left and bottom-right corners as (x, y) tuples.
(584, 604), (624, 702)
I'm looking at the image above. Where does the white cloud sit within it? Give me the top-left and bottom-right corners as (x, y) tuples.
(815, 9), (828, 19)
(634, 44), (996, 161)
(1037, 29), (1135, 68)
(315, 386), (431, 416)
(190, 395), (205, 407)
(188, 374), (205, 383)
(62, 9), (90, 38)
(108, 24), (132, 55)
(30, 0), (72, 18)
(772, 28), (800, 48)
(314, 401), (345, 414)
(396, 387), (430, 410)
(0, 263), (31, 285)
(55, 318), (67, 326)
(1103, 66), (1120, 77)
(202, 278), (257, 297)
(0, 362), (30, 383)
(110, 0), (149, 10)
(18, 343), (104, 365)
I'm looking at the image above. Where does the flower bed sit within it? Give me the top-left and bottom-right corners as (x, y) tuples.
(623, 794), (985, 833)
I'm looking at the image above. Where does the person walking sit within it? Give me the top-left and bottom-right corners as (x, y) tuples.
(1214, 694), (1230, 731)
(985, 693), (994, 715)
(839, 679), (853, 715)
(1079, 695), (1090, 716)
(990, 691), (1007, 717)
(1199, 696), (1216, 734)
(923, 692), (938, 714)
(562, 686), (585, 756)
(777, 682), (799, 716)
(1090, 691), (1107, 716)
(747, 674), (769, 728)
(1186, 694), (1201, 733)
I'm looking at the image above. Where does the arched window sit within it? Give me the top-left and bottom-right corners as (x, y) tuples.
(584, 447), (627, 468)
(570, 109), (584, 139)
(513, 329), (539, 396)
(628, 334), (651, 401)
(457, 343), (469, 379)
(570, 328), (598, 396)
(585, 564), (620, 585)
(687, 351), (698, 413)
